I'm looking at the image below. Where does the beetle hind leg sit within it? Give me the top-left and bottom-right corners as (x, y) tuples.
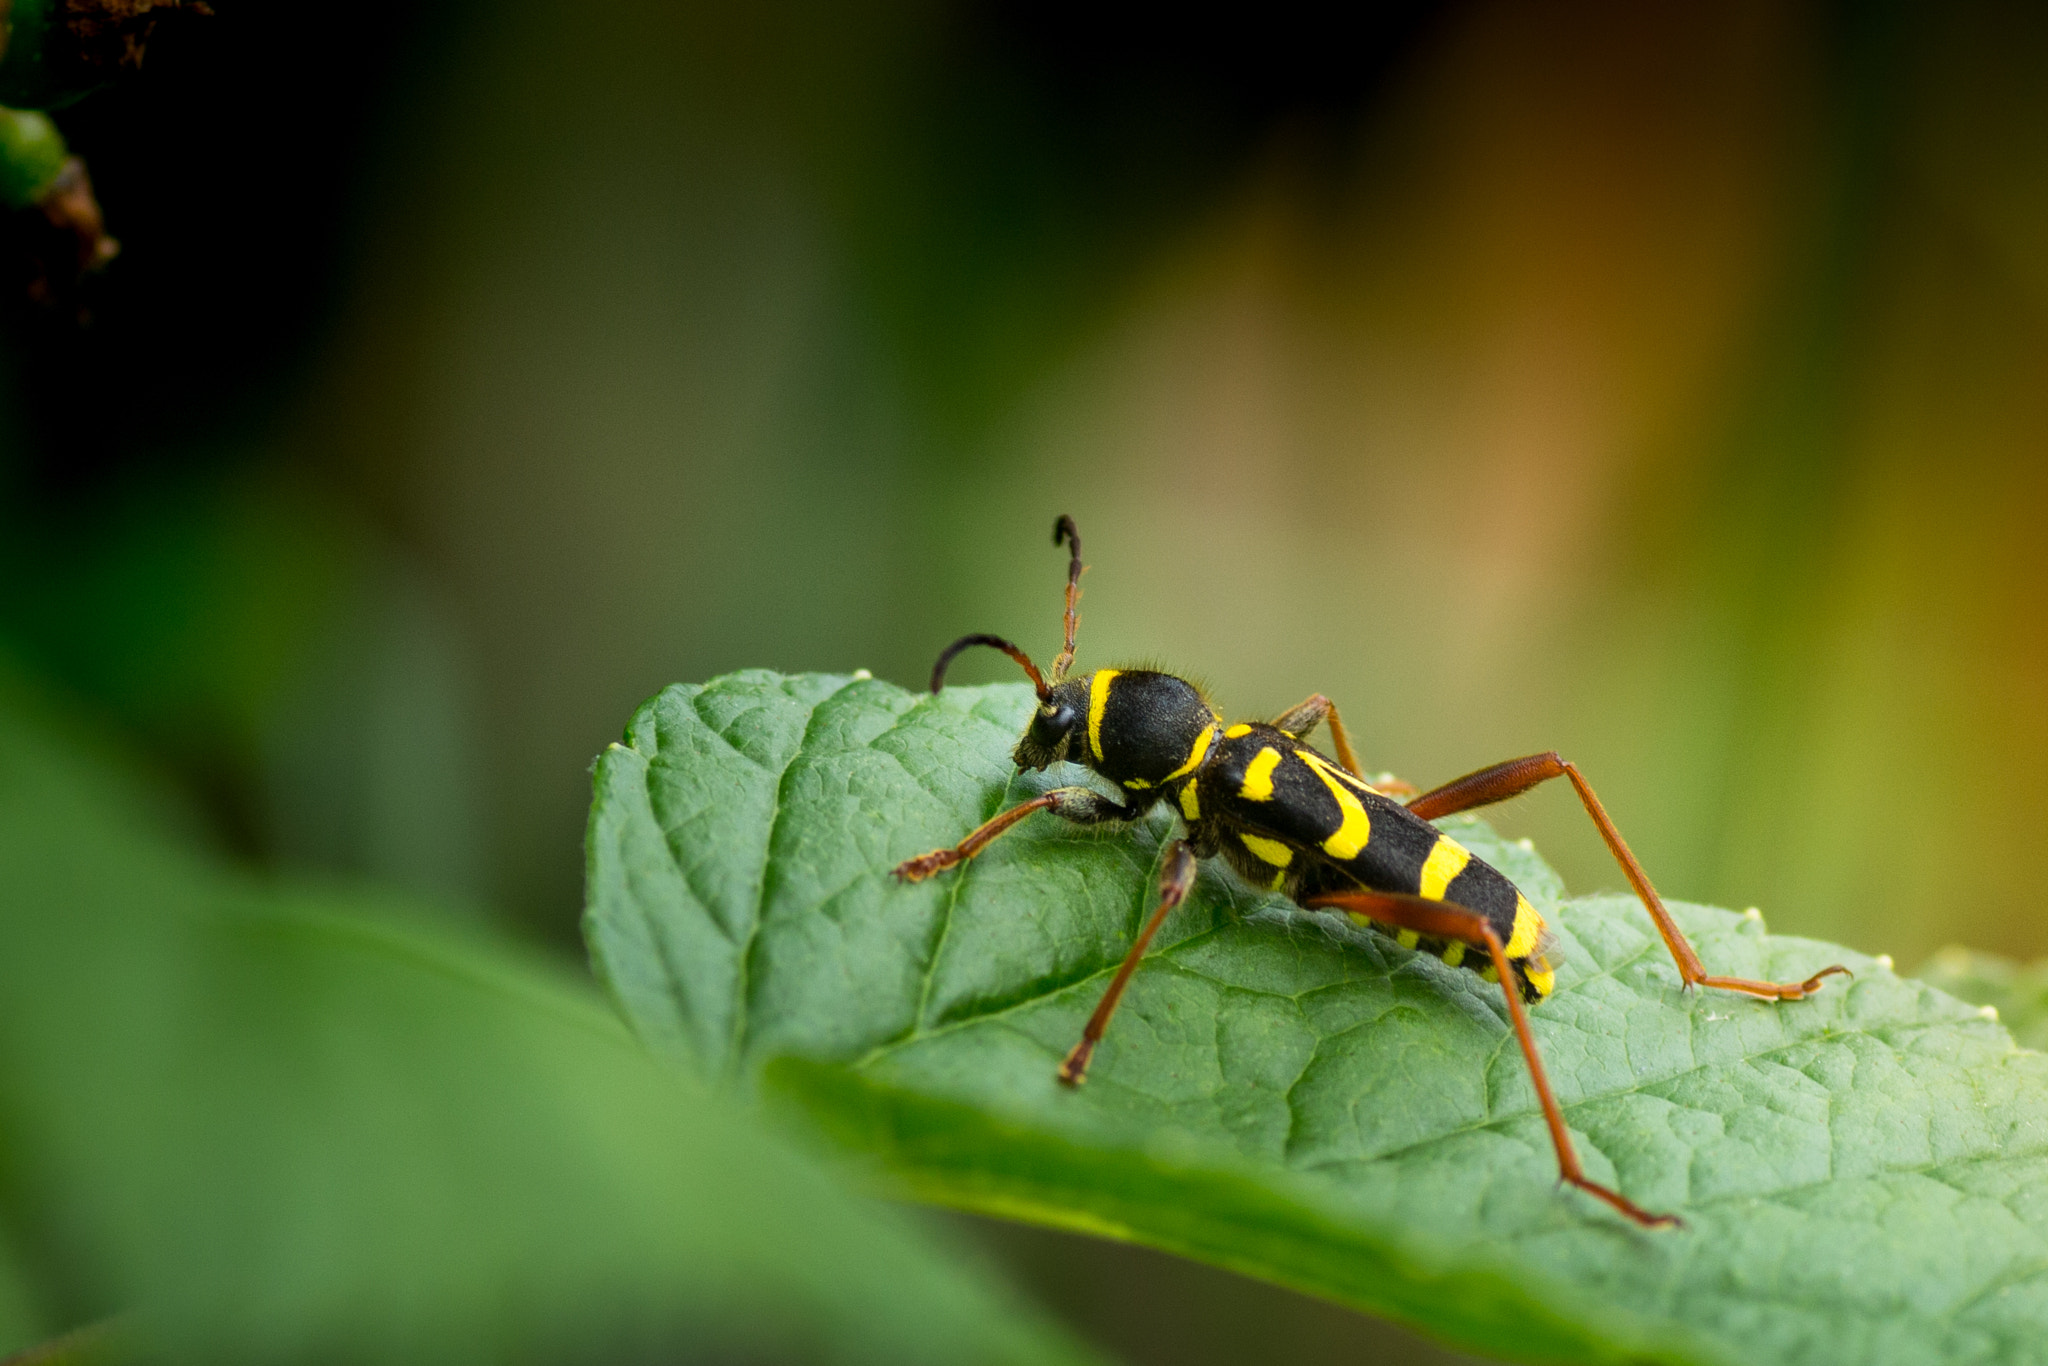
(1304, 887), (1680, 1230)
(1406, 752), (1849, 1001)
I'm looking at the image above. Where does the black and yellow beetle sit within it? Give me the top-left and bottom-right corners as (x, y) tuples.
(894, 516), (1849, 1228)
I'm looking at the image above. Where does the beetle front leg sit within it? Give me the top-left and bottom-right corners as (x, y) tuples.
(893, 786), (1134, 881)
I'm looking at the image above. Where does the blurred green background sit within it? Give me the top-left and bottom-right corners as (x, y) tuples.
(4, 0), (2048, 1360)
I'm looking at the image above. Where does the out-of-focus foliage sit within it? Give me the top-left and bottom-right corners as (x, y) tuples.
(0, 661), (1099, 1366)
(588, 671), (2048, 1366)
(1919, 948), (2048, 1053)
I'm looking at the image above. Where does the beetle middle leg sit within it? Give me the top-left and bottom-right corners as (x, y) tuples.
(1271, 692), (1417, 794)
(1056, 839), (1198, 1087)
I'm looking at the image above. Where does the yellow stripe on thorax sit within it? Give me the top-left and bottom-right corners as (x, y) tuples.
(1294, 749), (1372, 859)
(1417, 836), (1471, 901)
(1178, 784), (1200, 820)
(1223, 723), (1253, 738)
(1164, 725), (1215, 783)
(1086, 669), (1119, 761)
(1239, 747), (1283, 801)
(1130, 723), (1218, 792)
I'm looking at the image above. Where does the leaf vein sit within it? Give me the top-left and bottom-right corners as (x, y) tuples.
(730, 674), (858, 1073)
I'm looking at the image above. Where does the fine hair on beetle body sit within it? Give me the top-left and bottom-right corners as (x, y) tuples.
(892, 514), (1849, 1230)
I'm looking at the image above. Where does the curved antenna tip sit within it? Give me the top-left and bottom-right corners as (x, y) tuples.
(929, 633), (1048, 699)
(1049, 516), (1083, 683)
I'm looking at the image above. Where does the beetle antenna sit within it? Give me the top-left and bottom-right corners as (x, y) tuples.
(929, 633), (1048, 699)
(1050, 515), (1083, 682)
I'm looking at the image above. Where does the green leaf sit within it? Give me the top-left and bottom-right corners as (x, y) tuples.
(0, 106), (69, 208)
(1917, 947), (2048, 1052)
(588, 671), (2048, 1366)
(0, 665), (1097, 1366)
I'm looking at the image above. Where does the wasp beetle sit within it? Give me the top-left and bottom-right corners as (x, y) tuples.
(894, 516), (1849, 1228)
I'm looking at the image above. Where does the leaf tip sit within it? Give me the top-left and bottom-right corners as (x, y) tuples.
(1980, 1003), (2001, 1021)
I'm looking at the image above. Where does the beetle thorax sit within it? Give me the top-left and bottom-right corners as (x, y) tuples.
(1065, 669), (1217, 789)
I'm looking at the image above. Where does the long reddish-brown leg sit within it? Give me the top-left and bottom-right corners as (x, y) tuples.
(1057, 841), (1198, 1086)
(894, 786), (1135, 881)
(1406, 753), (1848, 1000)
(1271, 693), (1416, 795)
(893, 795), (1057, 881)
(1304, 888), (1680, 1229)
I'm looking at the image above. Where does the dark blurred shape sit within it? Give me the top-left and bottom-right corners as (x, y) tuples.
(0, 103), (117, 320)
(983, 0), (1443, 124)
(0, 156), (118, 318)
(3, 0), (429, 494)
(0, 0), (211, 109)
